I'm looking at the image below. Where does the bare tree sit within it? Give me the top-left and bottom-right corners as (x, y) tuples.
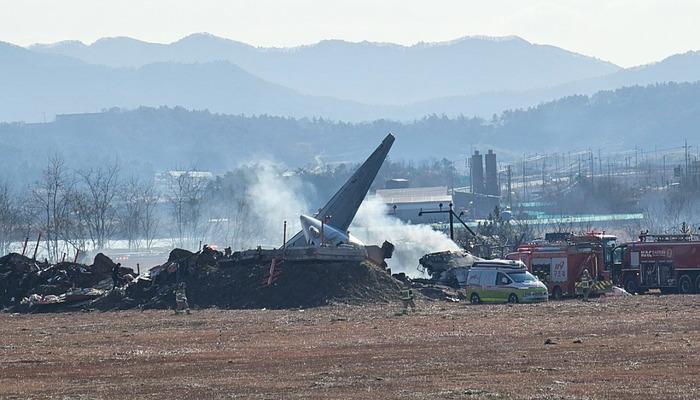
(30, 155), (76, 261)
(75, 162), (121, 250)
(0, 182), (21, 255)
(140, 180), (160, 249)
(121, 177), (143, 250)
(62, 189), (89, 255)
(11, 190), (37, 254)
(167, 169), (207, 249)
(207, 196), (258, 250)
(121, 177), (160, 250)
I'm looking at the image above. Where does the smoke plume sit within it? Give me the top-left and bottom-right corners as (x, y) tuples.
(245, 162), (309, 247)
(351, 196), (460, 277)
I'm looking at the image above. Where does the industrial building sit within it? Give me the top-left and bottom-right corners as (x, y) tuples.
(376, 149), (503, 222)
(375, 186), (453, 224)
(452, 190), (500, 220)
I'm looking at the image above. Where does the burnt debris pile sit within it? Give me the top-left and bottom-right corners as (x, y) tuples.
(0, 252), (136, 311)
(1, 247), (402, 312)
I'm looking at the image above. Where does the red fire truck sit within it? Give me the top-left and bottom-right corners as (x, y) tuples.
(507, 232), (616, 299)
(613, 233), (700, 294)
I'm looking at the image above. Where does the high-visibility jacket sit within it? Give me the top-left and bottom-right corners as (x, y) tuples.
(400, 289), (414, 301)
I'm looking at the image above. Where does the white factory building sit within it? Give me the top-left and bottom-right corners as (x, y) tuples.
(375, 186), (453, 224)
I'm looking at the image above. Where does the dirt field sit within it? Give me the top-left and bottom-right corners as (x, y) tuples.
(1, 295), (699, 399)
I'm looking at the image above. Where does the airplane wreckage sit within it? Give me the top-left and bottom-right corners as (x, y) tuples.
(232, 132), (396, 265)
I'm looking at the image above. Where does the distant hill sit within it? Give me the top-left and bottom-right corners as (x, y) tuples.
(2, 82), (699, 181)
(403, 50), (700, 118)
(0, 41), (380, 123)
(7, 36), (700, 124)
(0, 40), (618, 123)
(30, 34), (620, 104)
(560, 50), (700, 94)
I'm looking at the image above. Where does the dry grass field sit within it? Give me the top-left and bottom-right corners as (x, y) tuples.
(1, 295), (699, 399)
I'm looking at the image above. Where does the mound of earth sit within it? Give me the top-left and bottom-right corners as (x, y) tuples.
(97, 248), (404, 311)
(187, 260), (403, 309)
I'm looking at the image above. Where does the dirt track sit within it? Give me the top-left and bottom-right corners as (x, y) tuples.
(1, 295), (699, 399)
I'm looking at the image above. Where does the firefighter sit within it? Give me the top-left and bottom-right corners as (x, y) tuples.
(111, 263), (121, 289)
(400, 287), (416, 314)
(174, 281), (190, 315)
(580, 269), (592, 301)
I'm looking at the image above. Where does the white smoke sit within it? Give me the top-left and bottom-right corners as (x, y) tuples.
(213, 163), (462, 277)
(351, 196), (461, 277)
(244, 162), (309, 248)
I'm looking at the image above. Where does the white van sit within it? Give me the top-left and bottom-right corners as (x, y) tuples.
(466, 260), (548, 304)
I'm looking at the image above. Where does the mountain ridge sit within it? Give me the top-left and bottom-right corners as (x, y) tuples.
(28, 33), (620, 104)
(6, 35), (700, 123)
(0, 43), (380, 122)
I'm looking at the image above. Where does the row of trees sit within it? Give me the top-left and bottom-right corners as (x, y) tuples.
(0, 156), (160, 260)
(1, 155), (314, 261)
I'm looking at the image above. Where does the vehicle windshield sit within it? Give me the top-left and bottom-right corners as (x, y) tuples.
(613, 246), (624, 264)
(508, 271), (538, 283)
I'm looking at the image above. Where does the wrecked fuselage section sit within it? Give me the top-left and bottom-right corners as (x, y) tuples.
(417, 250), (480, 288)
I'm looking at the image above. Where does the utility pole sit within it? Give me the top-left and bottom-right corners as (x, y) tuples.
(589, 150), (594, 187)
(578, 154), (581, 180)
(419, 203), (477, 242)
(663, 154), (666, 186)
(685, 139), (689, 179)
(541, 154), (546, 193)
(282, 220), (287, 251)
(554, 152), (559, 188)
(449, 203), (454, 240)
(507, 165), (512, 209)
(522, 155), (527, 202)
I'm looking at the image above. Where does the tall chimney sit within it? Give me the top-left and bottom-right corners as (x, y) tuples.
(471, 150), (484, 194)
(485, 149), (499, 196)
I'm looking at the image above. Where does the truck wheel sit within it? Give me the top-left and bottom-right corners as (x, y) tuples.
(679, 275), (693, 294)
(470, 293), (481, 304)
(508, 293), (519, 304)
(623, 277), (638, 295)
(552, 286), (562, 300)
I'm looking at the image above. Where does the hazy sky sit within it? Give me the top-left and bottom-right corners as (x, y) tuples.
(2, 0), (699, 67)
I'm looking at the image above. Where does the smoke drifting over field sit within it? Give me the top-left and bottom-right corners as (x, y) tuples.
(352, 196), (460, 276)
(245, 162), (309, 247)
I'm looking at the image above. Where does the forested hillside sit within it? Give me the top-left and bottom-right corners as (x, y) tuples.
(2, 82), (699, 180)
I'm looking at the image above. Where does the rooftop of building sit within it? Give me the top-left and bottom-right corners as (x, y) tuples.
(375, 186), (452, 204)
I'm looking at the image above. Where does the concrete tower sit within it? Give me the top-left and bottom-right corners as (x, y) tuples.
(471, 150), (484, 194)
(485, 149), (499, 196)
